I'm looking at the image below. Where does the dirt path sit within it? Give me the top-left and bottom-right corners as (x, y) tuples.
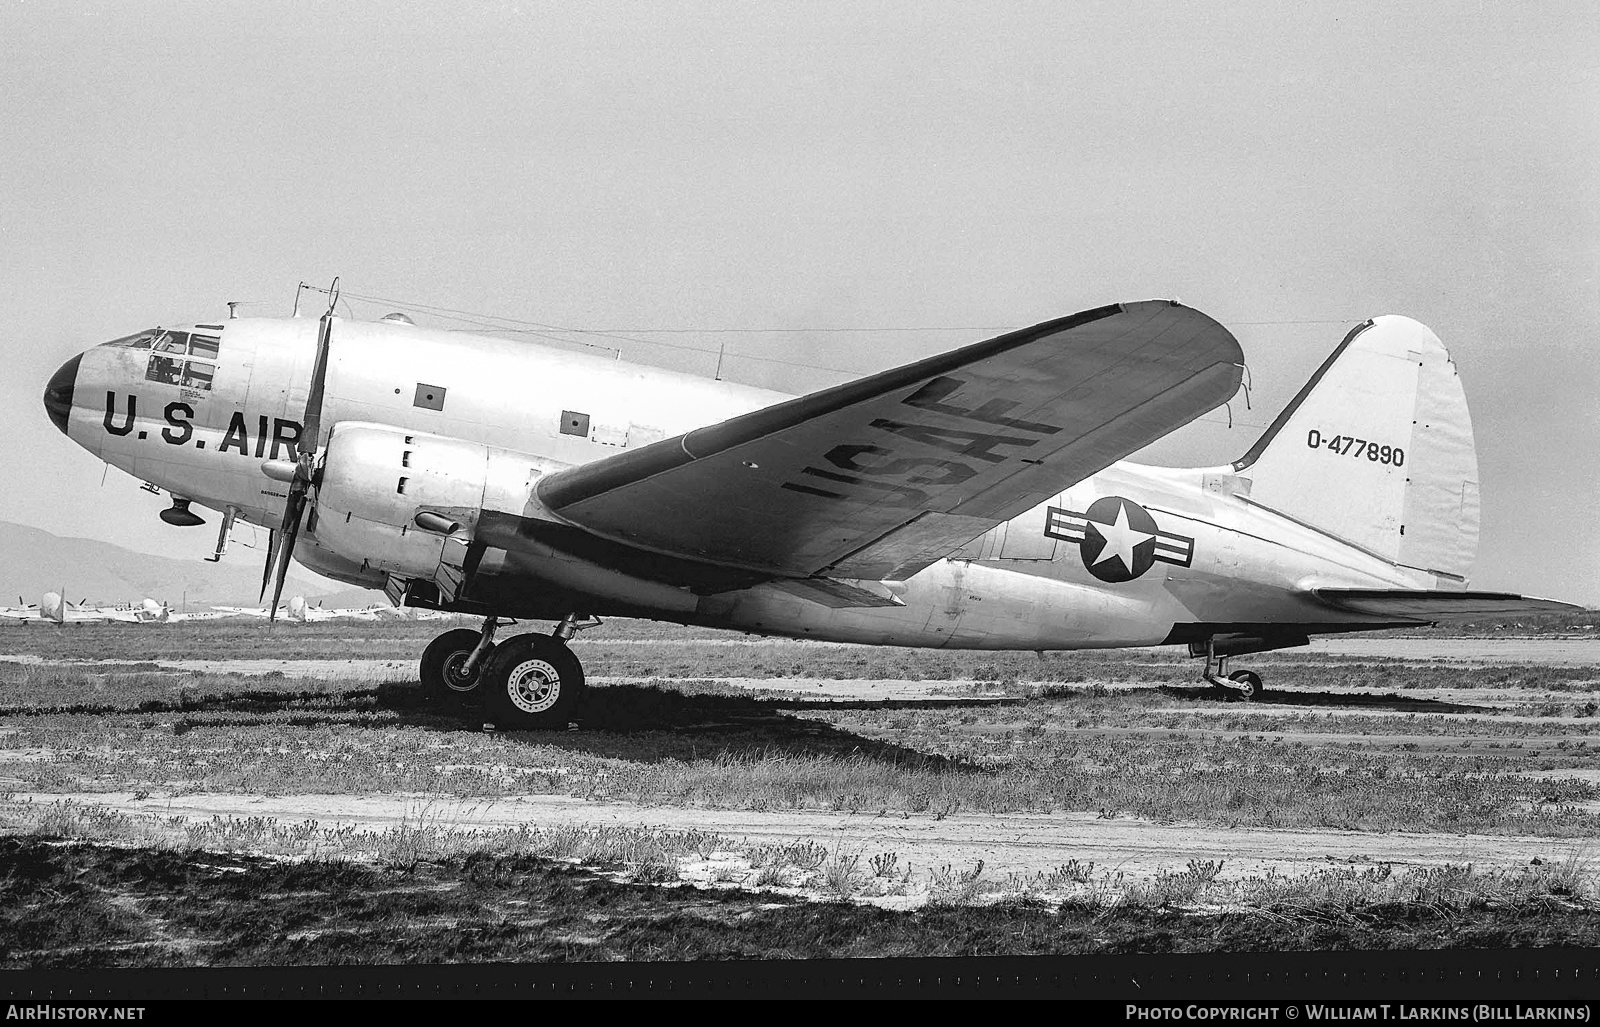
(0, 654), (412, 681)
(19, 790), (1588, 891)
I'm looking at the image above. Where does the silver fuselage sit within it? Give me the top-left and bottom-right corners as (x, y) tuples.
(51, 317), (1433, 649)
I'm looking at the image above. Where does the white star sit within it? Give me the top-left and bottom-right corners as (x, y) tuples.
(1089, 501), (1155, 575)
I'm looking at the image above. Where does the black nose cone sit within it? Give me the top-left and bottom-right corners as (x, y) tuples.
(43, 354), (80, 435)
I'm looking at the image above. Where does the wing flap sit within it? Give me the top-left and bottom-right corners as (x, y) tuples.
(1311, 588), (1583, 622)
(537, 300), (1243, 584)
(768, 577), (907, 609)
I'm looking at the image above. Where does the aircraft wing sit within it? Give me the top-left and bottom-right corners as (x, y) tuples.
(1310, 589), (1585, 622)
(535, 300), (1243, 585)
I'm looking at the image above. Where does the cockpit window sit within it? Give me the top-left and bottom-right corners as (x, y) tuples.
(152, 331), (188, 354)
(141, 328), (223, 391)
(100, 329), (159, 350)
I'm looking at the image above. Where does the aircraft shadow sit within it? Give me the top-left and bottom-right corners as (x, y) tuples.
(0, 687), (384, 720)
(131, 680), (986, 770)
(1158, 684), (1494, 714)
(501, 683), (992, 767)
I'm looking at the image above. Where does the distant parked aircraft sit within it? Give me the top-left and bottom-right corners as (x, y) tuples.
(212, 596), (311, 621)
(0, 597), (42, 623)
(210, 596), (390, 622)
(27, 593), (169, 624)
(0, 592), (227, 625)
(362, 604), (452, 621)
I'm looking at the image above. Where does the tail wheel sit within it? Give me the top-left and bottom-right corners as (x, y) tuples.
(1228, 669), (1266, 700)
(420, 628), (492, 706)
(483, 633), (584, 730)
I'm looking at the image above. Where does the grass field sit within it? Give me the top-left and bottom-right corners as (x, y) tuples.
(0, 618), (1597, 966)
(5, 835), (1598, 967)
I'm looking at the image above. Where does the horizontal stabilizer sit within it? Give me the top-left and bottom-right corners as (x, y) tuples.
(1310, 588), (1583, 622)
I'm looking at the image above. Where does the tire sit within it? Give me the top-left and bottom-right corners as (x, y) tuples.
(482, 633), (584, 730)
(1228, 669), (1265, 700)
(420, 628), (492, 707)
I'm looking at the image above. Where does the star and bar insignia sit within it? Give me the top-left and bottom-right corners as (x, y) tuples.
(1044, 496), (1195, 583)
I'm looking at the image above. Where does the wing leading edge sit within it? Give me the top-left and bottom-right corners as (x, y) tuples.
(536, 299), (1244, 587)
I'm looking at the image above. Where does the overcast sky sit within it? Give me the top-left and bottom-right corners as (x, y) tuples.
(2, 1), (1596, 605)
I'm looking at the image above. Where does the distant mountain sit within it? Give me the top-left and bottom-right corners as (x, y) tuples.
(0, 520), (382, 610)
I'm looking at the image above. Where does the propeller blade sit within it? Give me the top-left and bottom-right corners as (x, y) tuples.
(267, 488), (306, 625)
(301, 296), (336, 458)
(258, 529), (280, 602)
(264, 278), (339, 625)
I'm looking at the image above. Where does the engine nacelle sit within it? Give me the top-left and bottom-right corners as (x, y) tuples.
(310, 422), (562, 588)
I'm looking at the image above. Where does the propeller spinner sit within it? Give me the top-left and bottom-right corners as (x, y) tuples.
(261, 278), (339, 623)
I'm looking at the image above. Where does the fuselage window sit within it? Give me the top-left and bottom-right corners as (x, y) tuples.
(560, 410), (591, 436)
(182, 361), (215, 389)
(146, 353), (185, 386)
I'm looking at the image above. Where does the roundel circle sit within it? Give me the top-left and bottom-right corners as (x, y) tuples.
(1079, 496), (1161, 583)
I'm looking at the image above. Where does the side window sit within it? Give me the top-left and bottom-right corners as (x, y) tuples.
(145, 331), (188, 386)
(181, 361), (215, 390)
(144, 330), (221, 391)
(559, 410), (591, 437)
(183, 333), (219, 391)
(413, 383), (447, 411)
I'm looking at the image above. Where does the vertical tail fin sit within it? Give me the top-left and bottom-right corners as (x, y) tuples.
(1233, 316), (1480, 583)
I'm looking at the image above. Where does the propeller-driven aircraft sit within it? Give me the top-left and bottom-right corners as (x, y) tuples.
(361, 603), (452, 621)
(18, 593), (172, 624)
(42, 290), (1578, 727)
(113, 597), (172, 624)
(212, 596), (310, 621)
(0, 598), (43, 623)
(0, 593), (217, 625)
(210, 596), (390, 621)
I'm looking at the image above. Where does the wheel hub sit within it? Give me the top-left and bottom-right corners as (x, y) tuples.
(506, 658), (562, 713)
(441, 650), (481, 693)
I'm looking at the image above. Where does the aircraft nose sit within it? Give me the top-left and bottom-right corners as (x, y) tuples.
(43, 354), (80, 435)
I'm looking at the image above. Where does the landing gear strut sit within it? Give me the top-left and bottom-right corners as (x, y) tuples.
(1200, 638), (1267, 700)
(480, 613), (600, 731)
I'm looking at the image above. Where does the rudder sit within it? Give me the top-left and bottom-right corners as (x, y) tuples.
(1232, 316), (1480, 582)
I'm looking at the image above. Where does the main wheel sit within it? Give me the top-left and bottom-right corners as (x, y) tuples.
(420, 628), (492, 707)
(482, 632), (584, 730)
(1228, 669), (1266, 700)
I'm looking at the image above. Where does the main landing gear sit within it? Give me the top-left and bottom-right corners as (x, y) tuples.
(1200, 639), (1267, 700)
(418, 613), (600, 730)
